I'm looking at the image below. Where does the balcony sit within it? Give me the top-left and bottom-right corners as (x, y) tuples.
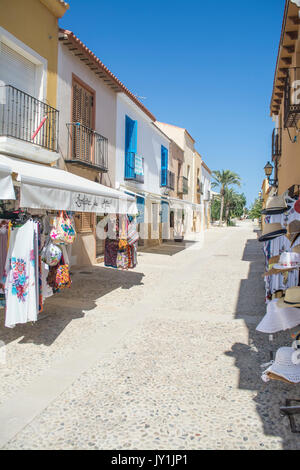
(197, 178), (203, 194)
(125, 152), (144, 184)
(272, 128), (282, 160)
(0, 85), (59, 163)
(161, 169), (175, 190)
(178, 176), (189, 195)
(284, 68), (300, 128)
(66, 123), (108, 172)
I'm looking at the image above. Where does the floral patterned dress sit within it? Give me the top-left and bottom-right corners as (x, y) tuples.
(4, 220), (38, 328)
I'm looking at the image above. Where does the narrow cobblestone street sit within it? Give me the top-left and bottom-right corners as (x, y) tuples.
(1, 221), (299, 450)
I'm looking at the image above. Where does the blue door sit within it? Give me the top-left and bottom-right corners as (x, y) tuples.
(125, 115), (137, 179)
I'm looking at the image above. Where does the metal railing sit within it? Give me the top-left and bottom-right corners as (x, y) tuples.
(178, 176), (189, 194)
(284, 68), (300, 128)
(197, 178), (204, 194)
(66, 122), (108, 171)
(0, 84), (59, 152)
(124, 152), (144, 183)
(161, 169), (175, 190)
(272, 128), (282, 160)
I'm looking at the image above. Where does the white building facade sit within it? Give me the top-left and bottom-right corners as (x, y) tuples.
(115, 93), (170, 246)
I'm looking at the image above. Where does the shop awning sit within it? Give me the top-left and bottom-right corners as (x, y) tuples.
(0, 163), (16, 200)
(0, 155), (137, 215)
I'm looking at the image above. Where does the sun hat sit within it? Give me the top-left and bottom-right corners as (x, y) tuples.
(273, 251), (300, 270)
(262, 347), (300, 384)
(277, 287), (300, 309)
(258, 223), (287, 242)
(256, 299), (300, 333)
(261, 195), (288, 215)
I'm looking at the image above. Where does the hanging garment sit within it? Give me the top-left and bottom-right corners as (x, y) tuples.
(117, 250), (129, 270)
(4, 220), (38, 328)
(0, 220), (9, 283)
(104, 238), (119, 268)
(41, 262), (53, 301)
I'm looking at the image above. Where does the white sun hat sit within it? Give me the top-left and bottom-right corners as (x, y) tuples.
(262, 347), (300, 383)
(256, 299), (300, 334)
(273, 251), (300, 270)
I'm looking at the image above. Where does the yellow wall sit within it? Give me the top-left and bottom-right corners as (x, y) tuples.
(277, 127), (300, 195)
(0, 0), (68, 107)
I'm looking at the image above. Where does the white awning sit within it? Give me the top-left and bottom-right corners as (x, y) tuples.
(0, 155), (137, 215)
(0, 163), (16, 200)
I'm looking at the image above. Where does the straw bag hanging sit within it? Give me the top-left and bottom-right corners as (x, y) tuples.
(50, 211), (76, 245)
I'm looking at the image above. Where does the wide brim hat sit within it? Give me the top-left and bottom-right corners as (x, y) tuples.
(277, 287), (300, 308)
(263, 347), (300, 383)
(258, 223), (287, 242)
(261, 207), (289, 215)
(261, 194), (288, 215)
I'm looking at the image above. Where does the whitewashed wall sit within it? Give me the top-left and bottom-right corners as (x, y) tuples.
(56, 43), (117, 187)
(115, 93), (170, 197)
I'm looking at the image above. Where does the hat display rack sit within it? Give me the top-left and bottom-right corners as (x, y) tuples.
(259, 191), (300, 432)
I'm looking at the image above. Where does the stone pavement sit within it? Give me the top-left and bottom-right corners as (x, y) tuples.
(1, 221), (300, 450)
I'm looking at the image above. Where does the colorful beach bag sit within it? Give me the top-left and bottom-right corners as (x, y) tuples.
(41, 240), (62, 267)
(50, 211), (76, 245)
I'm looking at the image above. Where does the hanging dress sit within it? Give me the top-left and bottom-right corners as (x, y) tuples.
(4, 220), (38, 328)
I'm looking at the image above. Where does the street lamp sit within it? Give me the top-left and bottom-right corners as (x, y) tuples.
(264, 161), (277, 186)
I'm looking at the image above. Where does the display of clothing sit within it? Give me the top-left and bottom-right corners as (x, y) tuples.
(4, 220), (38, 328)
(104, 215), (138, 270)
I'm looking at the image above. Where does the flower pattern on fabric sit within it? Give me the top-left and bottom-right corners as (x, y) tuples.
(11, 258), (28, 303)
(30, 249), (35, 266)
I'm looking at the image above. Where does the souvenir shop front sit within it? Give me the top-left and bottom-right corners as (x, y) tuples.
(256, 190), (300, 427)
(0, 155), (138, 329)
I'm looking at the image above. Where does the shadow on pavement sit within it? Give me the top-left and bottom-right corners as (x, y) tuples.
(225, 233), (300, 449)
(142, 240), (200, 256)
(0, 265), (144, 347)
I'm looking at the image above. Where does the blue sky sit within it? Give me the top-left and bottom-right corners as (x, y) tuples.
(60, 0), (284, 207)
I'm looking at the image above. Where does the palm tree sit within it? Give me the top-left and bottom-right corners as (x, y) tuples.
(211, 170), (241, 226)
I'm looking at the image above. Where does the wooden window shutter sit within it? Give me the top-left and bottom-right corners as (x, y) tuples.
(76, 213), (94, 233)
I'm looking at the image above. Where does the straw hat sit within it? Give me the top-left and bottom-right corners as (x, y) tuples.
(261, 195), (288, 215)
(258, 223), (287, 242)
(262, 347), (300, 384)
(277, 287), (300, 308)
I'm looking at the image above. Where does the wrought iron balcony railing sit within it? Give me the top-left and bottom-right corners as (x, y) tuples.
(66, 122), (108, 172)
(197, 178), (204, 194)
(178, 176), (189, 195)
(284, 68), (300, 128)
(161, 169), (175, 190)
(0, 84), (59, 152)
(272, 128), (282, 160)
(124, 152), (144, 183)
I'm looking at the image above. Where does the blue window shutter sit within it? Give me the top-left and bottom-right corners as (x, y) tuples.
(161, 145), (168, 186)
(125, 116), (137, 179)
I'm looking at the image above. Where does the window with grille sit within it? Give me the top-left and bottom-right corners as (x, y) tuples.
(71, 80), (94, 162)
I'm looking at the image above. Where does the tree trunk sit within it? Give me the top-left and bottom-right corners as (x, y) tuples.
(219, 195), (224, 226)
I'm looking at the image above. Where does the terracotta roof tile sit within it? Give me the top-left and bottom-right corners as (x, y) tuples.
(59, 29), (156, 122)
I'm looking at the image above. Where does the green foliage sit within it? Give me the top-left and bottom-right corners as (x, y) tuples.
(211, 170), (242, 225)
(211, 188), (247, 225)
(248, 198), (263, 220)
(211, 170), (241, 193)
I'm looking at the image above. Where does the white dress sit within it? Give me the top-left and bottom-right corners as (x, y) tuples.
(4, 220), (38, 328)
